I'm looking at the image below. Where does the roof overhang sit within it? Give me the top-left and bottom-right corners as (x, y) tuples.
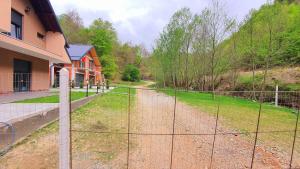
(90, 47), (101, 66)
(29, 0), (69, 49)
(29, 0), (62, 33)
(0, 33), (70, 63)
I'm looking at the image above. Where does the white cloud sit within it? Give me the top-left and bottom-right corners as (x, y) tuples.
(50, 0), (268, 50)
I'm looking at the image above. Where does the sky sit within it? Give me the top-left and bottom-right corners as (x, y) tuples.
(50, 0), (269, 50)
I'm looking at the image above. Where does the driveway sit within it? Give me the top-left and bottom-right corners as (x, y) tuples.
(0, 103), (58, 123)
(127, 89), (283, 169)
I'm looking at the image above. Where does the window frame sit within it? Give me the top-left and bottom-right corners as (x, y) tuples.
(89, 60), (94, 70)
(11, 9), (23, 40)
(80, 61), (85, 69)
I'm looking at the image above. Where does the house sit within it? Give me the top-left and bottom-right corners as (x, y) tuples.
(0, 0), (71, 94)
(51, 44), (102, 87)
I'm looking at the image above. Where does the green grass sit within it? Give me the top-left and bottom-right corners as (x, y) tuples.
(8, 87), (134, 164)
(15, 92), (96, 103)
(71, 87), (134, 162)
(237, 73), (263, 85)
(162, 89), (299, 151)
(286, 83), (300, 91)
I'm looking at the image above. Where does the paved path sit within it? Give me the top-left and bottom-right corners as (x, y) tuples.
(0, 91), (54, 104)
(0, 103), (58, 123)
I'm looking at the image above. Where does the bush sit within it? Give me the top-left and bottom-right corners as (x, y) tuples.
(122, 64), (141, 82)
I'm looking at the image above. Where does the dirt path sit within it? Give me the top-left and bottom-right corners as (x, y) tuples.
(128, 89), (282, 169)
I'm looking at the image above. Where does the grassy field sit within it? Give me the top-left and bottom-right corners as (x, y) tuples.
(15, 91), (96, 103)
(0, 87), (134, 168)
(71, 87), (134, 164)
(162, 89), (299, 152)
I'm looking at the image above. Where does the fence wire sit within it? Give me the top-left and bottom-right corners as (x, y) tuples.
(0, 72), (107, 169)
(70, 87), (300, 169)
(0, 73), (299, 169)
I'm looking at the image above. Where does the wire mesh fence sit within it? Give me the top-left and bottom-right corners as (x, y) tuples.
(0, 72), (59, 169)
(0, 71), (107, 169)
(70, 87), (300, 169)
(0, 72), (299, 169)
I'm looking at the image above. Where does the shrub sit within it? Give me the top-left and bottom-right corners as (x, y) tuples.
(122, 64), (141, 82)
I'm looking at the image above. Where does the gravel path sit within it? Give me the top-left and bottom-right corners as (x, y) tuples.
(128, 89), (282, 169)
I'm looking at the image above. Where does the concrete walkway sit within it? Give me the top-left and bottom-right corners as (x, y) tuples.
(0, 103), (58, 123)
(0, 91), (54, 104)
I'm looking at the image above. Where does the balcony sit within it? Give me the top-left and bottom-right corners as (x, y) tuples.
(0, 32), (70, 64)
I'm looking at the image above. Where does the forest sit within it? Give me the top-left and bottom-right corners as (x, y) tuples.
(58, 0), (300, 92)
(150, 0), (300, 92)
(58, 10), (148, 83)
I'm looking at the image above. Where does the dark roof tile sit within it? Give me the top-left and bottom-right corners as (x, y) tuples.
(67, 44), (93, 60)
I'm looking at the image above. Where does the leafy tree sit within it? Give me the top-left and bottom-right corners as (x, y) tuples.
(122, 64), (141, 82)
(101, 55), (117, 79)
(89, 19), (117, 56)
(87, 19), (119, 80)
(58, 10), (88, 43)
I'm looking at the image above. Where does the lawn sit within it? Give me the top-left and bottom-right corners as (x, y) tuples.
(0, 87), (134, 169)
(15, 91), (96, 103)
(162, 89), (299, 152)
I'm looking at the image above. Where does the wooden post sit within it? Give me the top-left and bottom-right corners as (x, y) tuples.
(59, 68), (70, 169)
(275, 85), (278, 107)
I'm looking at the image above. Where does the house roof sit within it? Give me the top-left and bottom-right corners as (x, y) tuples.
(29, 0), (63, 33)
(67, 44), (101, 67)
(67, 44), (94, 60)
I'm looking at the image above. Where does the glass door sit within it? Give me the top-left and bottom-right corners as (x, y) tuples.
(13, 59), (31, 92)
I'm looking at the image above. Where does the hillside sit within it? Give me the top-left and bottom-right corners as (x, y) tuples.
(222, 0), (300, 68)
(218, 67), (300, 91)
(150, 0), (300, 91)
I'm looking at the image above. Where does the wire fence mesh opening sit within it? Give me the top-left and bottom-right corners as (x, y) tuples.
(0, 81), (299, 169)
(70, 87), (300, 169)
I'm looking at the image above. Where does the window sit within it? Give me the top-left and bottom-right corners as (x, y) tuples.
(89, 60), (94, 70)
(80, 61), (85, 68)
(37, 32), (45, 40)
(11, 10), (22, 40)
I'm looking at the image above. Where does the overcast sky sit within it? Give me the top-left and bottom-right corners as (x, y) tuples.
(50, 0), (268, 50)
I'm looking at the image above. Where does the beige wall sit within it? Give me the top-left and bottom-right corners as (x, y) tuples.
(0, 0), (71, 64)
(12, 0), (47, 49)
(46, 32), (69, 61)
(0, 0), (11, 32)
(0, 47), (49, 94)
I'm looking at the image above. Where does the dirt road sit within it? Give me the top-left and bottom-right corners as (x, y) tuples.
(128, 89), (282, 169)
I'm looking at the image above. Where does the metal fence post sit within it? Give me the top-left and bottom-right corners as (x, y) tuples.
(86, 80), (89, 97)
(127, 87), (131, 169)
(209, 95), (220, 169)
(102, 82), (105, 93)
(250, 92), (264, 169)
(275, 85), (278, 107)
(69, 80), (73, 169)
(96, 82), (99, 94)
(59, 68), (71, 169)
(289, 106), (300, 169)
(170, 88), (177, 169)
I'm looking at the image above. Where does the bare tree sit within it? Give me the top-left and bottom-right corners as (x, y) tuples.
(205, 0), (233, 94)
